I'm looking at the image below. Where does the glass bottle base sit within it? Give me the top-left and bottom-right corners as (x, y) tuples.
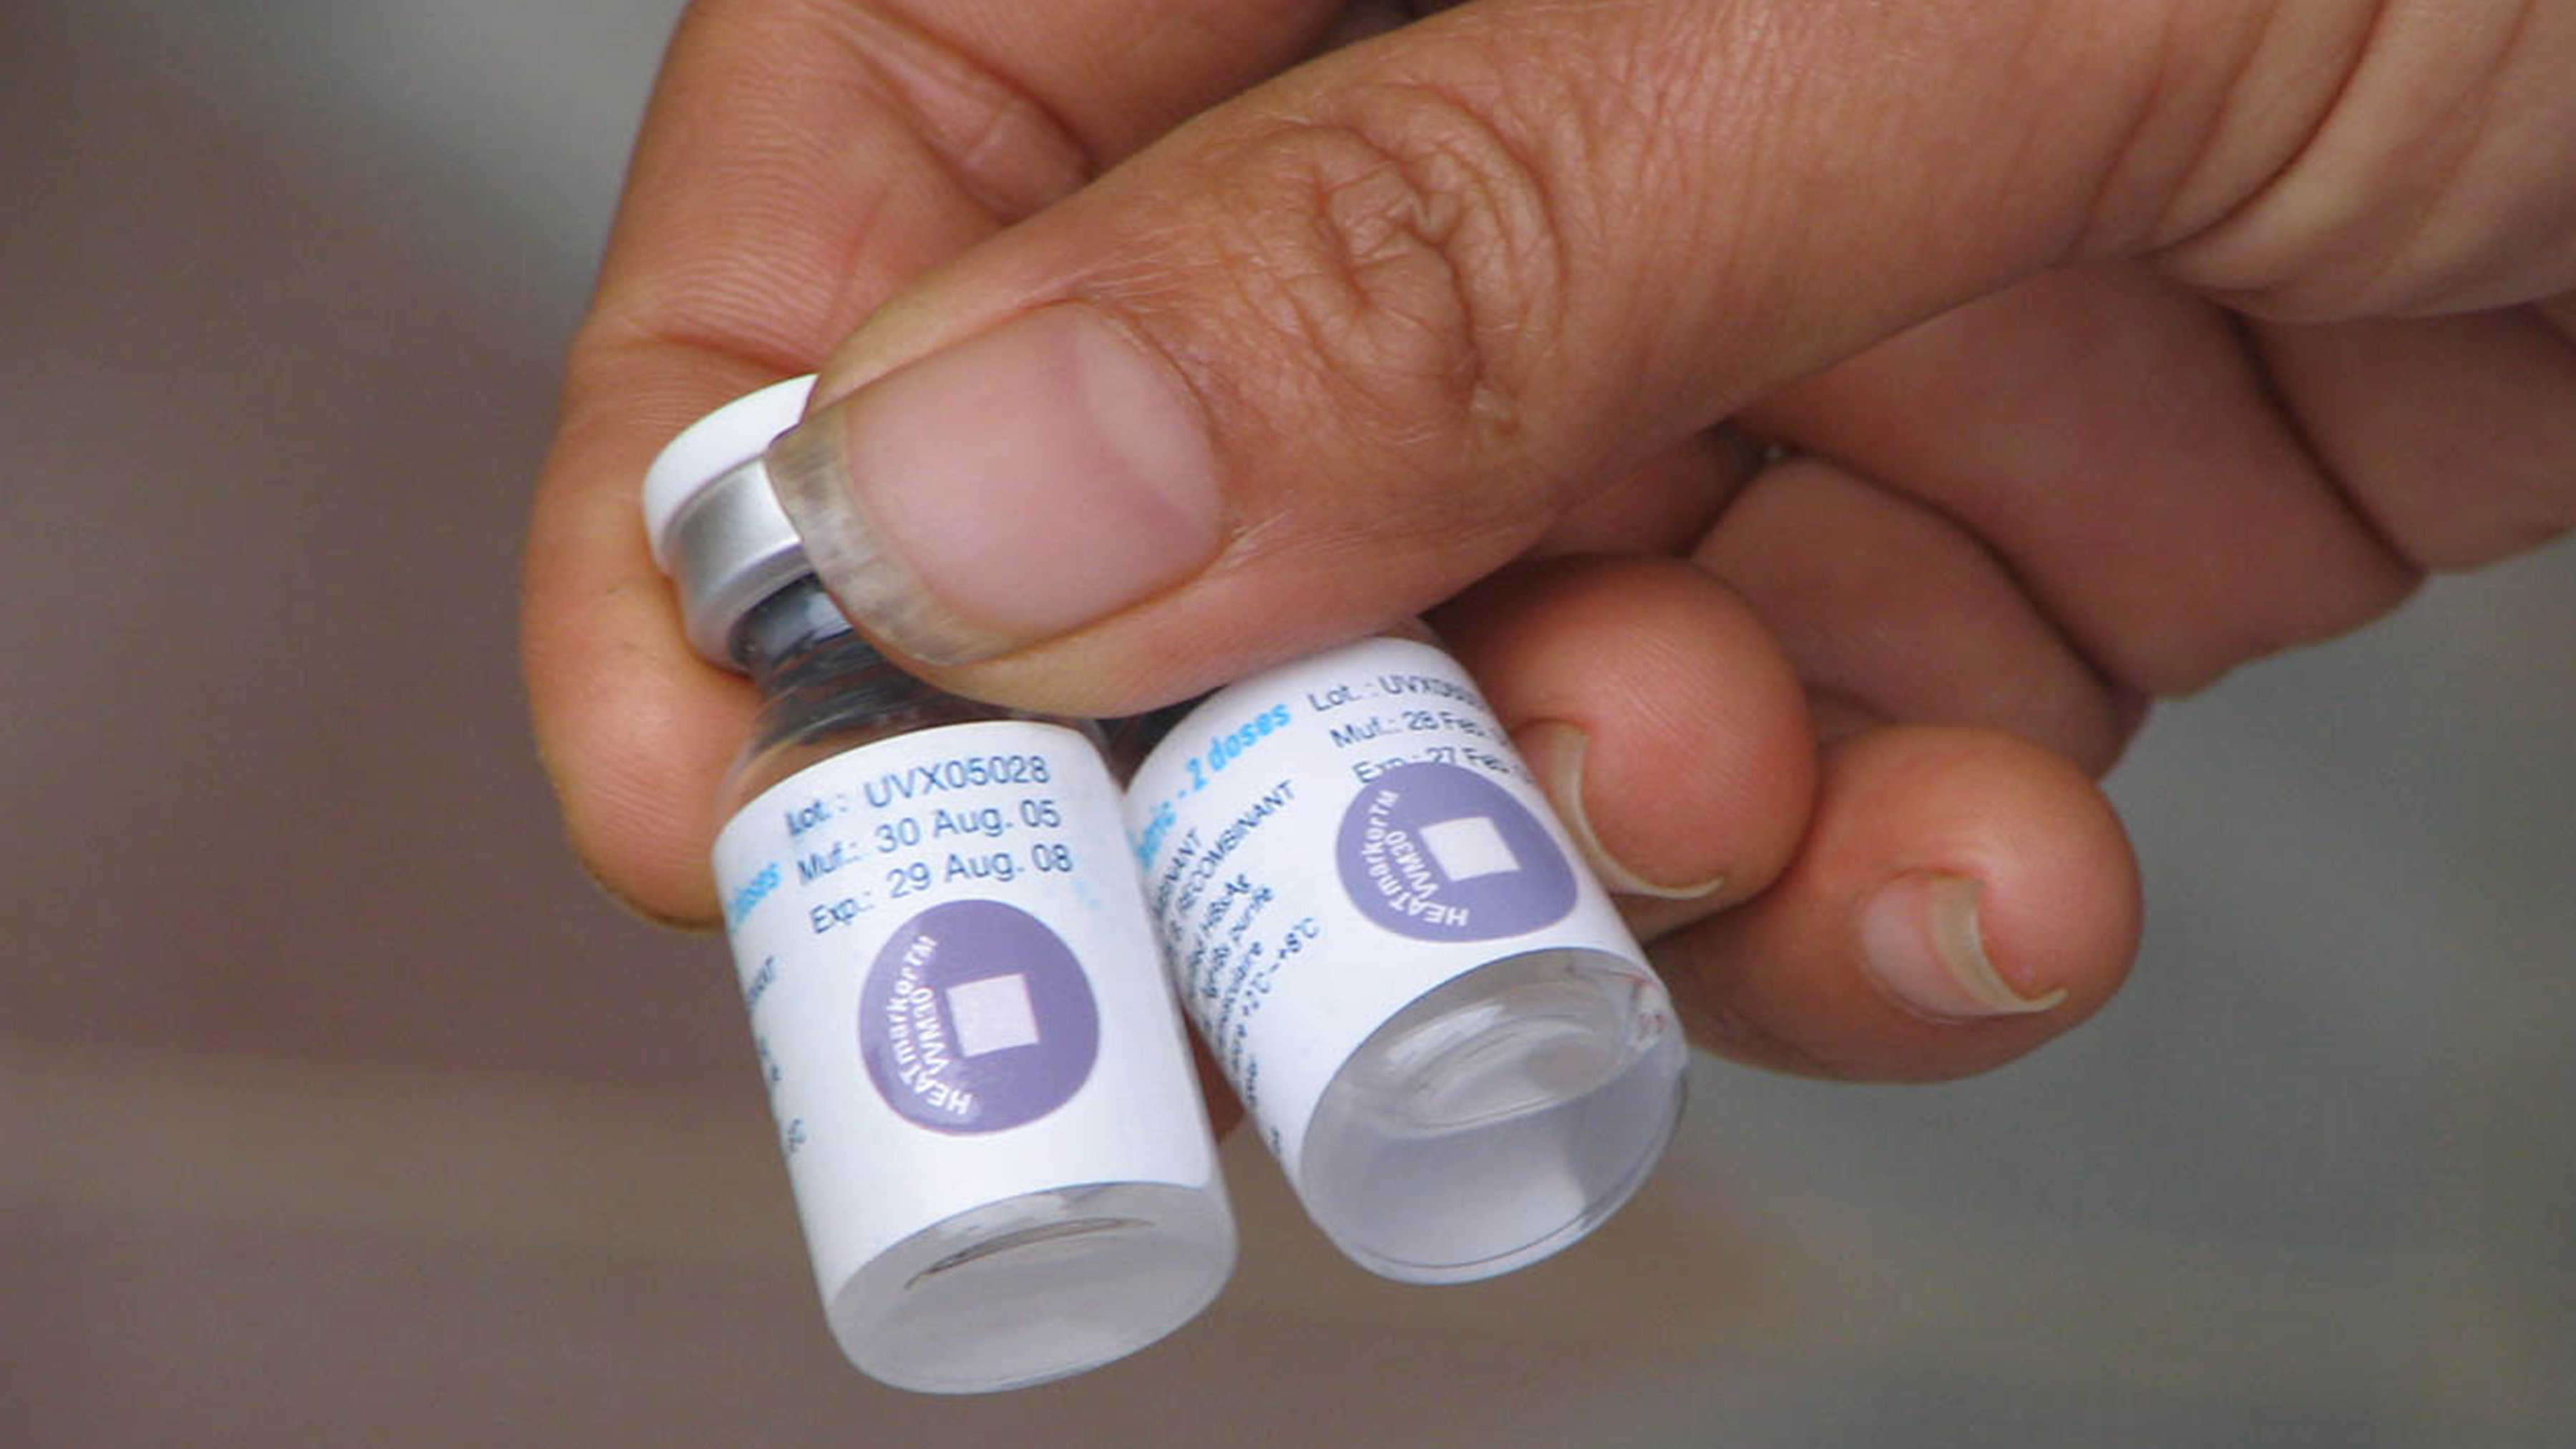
(829, 1179), (1234, 1393)
(1296, 948), (1686, 1284)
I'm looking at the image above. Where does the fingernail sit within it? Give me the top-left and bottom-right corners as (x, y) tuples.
(1515, 721), (1724, 901)
(766, 305), (1226, 663)
(1858, 872), (2065, 1021)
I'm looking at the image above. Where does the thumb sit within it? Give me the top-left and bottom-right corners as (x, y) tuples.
(764, 0), (2326, 712)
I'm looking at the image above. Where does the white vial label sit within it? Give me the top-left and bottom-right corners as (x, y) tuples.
(1126, 638), (1648, 1181)
(714, 720), (1217, 1307)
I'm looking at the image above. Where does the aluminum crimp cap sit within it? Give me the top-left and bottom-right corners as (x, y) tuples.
(640, 374), (819, 668)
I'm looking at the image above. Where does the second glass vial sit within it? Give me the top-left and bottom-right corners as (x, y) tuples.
(1124, 637), (1688, 1282)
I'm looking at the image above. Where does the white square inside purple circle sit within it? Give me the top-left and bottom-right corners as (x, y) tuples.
(947, 973), (1043, 1056)
(1418, 814), (1520, 882)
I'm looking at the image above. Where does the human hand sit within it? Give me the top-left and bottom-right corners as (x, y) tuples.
(525, 0), (2575, 1083)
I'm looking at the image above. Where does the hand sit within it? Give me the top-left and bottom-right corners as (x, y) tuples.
(525, 0), (2575, 1083)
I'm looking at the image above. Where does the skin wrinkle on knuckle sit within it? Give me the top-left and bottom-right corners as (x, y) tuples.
(841, 1), (1096, 215)
(2157, 0), (2561, 316)
(1203, 79), (1579, 525)
(2343, 0), (2564, 314)
(703, 0), (1096, 199)
(2055, 0), (2375, 260)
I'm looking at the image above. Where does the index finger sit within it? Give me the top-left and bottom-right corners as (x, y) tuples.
(522, 0), (1343, 922)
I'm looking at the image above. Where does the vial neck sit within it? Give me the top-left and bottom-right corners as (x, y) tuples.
(730, 572), (1008, 764)
(724, 577), (1096, 781)
(733, 576), (882, 696)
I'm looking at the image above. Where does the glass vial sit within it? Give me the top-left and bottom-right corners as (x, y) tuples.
(1123, 637), (1687, 1283)
(643, 379), (1233, 1393)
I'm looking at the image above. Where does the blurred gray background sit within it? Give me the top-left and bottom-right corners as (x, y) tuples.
(4, 3), (2570, 1445)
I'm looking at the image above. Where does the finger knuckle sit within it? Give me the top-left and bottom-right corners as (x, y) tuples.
(2145, 0), (2567, 313)
(1206, 81), (1574, 494)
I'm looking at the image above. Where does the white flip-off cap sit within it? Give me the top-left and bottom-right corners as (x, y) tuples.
(640, 374), (819, 666)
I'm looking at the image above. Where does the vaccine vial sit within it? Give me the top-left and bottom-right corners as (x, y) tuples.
(1123, 638), (1687, 1283)
(642, 377), (1234, 1393)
